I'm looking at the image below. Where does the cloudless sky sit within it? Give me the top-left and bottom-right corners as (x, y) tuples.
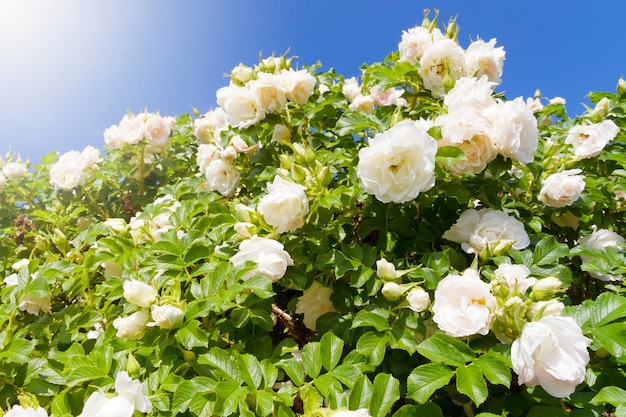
(1, 1), (625, 165)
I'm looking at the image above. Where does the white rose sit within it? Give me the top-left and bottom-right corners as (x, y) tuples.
(406, 287), (430, 312)
(113, 311), (150, 339)
(101, 259), (123, 279)
(77, 392), (134, 417)
(204, 159), (240, 197)
(118, 114), (145, 145)
(230, 135), (260, 154)
(370, 85), (407, 107)
(357, 120), (438, 203)
(19, 292), (52, 316)
(0, 172), (6, 192)
(81, 146), (102, 170)
(216, 84), (265, 128)
(2, 162), (27, 180)
(484, 97), (538, 163)
(148, 304), (185, 329)
(398, 26), (443, 64)
(538, 170), (586, 208)
(144, 114), (171, 147)
(230, 235), (294, 282)
(529, 300), (565, 319)
(12, 258), (29, 271)
(493, 263), (536, 295)
(258, 176), (309, 233)
(196, 143), (220, 173)
(443, 76), (497, 114)
(432, 269), (496, 337)
(565, 120), (619, 159)
(464, 38), (506, 85)
(280, 69), (316, 105)
(193, 108), (229, 143)
(295, 281), (338, 331)
(419, 38), (465, 96)
(103, 218), (128, 235)
(49, 151), (86, 191)
(436, 111), (496, 175)
(230, 63), (255, 84)
(249, 72), (286, 113)
(122, 280), (157, 307)
(5, 405), (48, 417)
(348, 94), (375, 113)
(103, 124), (124, 149)
(512, 315), (591, 398)
(4, 273), (19, 287)
(150, 212), (174, 240)
(580, 227), (625, 281)
(443, 208), (530, 255)
(114, 371), (152, 413)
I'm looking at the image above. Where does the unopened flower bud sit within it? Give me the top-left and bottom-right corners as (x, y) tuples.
(382, 282), (402, 301)
(230, 63), (255, 85)
(126, 351), (141, 378)
(406, 287), (430, 312)
(529, 299), (564, 320)
(376, 258), (398, 281)
(617, 77), (626, 96)
(588, 97), (611, 122)
(272, 124), (291, 145)
(530, 277), (562, 301)
(104, 218), (128, 235)
(234, 222), (256, 238)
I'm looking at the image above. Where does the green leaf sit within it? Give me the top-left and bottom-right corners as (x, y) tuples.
(349, 375), (373, 410)
(590, 386), (626, 406)
(393, 404), (443, 417)
(279, 357), (305, 386)
(416, 333), (475, 367)
(172, 380), (198, 414)
(456, 363), (488, 406)
(407, 363), (454, 404)
(238, 354), (263, 388)
(200, 348), (244, 384)
(188, 394), (213, 417)
(527, 406), (568, 417)
(302, 342), (323, 378)
(330, 364), (363, 389)
(254, 389), (275, 417)
(533, 236), (569, 266)
(65, 366), (110, 387)
(175, 319), (209, 349)
(352, 309), (391, 331)
(183, 244), (211, 265)
(589, 292), (626, 327)
(214, 382), (247, 416)
(320, 332), (344, 371)
(0, 338), (33, 364)
(370, 373), (400, 417)
(592, 323), (626, 361)
(475, 353), (511, 387)
(356, 331), (388, 367)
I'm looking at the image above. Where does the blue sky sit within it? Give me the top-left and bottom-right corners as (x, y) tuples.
(1, 1), (625, 164)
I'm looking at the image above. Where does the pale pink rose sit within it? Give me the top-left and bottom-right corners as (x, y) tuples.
(371, 85), (407, 107)
(280, 69), (316, 104)
(565, 120), (619, 159)
(464, 38), (505, 85)
(103, 124), (124, 149)
(295, 281), (338, 331)
(230, 135), (260, 154)
(342, 77), (361, 101)
(204, 159), (240, 197)
(118, 114), (145, 145)
(419, 38), (465, 96)
(484, 97), (538, 164)
(538, 170), (586, 208)
(249, 72), (286, 113)
(144, 114), (171, 147)
(216, 84), (265, 128)
(2, 162), (27, 181)
(357, 120), (438, 203)
(512, 315), (591, 398)
(398, 26), (444, 64)
(432, 269), (496, 337)
(526, 97), (544, 113)
(19, 292), (52, 316)
(580, 227), (625, 281)
(258, 176), (309, 233)
(443, 208), (530, 255)
(113, 311), (149, 338)
(230, 235), (294, 282)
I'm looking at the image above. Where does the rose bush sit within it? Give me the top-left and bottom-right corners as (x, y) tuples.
(1, 10), (626, 417)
